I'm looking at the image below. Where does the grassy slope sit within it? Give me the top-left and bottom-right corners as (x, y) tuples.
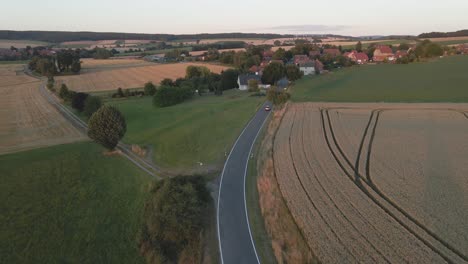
(0, 142), (151, 264)
(111, 90), (264, 170)
(292, 55), (468, 102)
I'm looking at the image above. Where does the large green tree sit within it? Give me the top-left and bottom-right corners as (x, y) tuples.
(219, 69), (239, 90)
(285, 64), (303, 81)
(88, 106), (127, 150)
(262, 62), (285, 85)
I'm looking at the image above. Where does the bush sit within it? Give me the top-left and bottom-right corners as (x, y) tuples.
(267, 88), (290, 105)
(248, 79), (259, 92)
(219, 69), (239, 90)
(46, 77), (55, 91)
(144, 82), (157, 96)
(71, 92), (89, 112)
(139, 176), (211, 264)
(153, 85), (194, 107)
(88, 106), (126, 150)
(83, 96), (102, 118)
(59, 84), (70, 100)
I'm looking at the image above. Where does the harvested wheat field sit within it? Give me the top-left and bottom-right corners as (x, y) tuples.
(56, 62), (229, 92)
(273, 102), (468, 263)
(80, 58), (153, 71)
(0, 66), (85, 154)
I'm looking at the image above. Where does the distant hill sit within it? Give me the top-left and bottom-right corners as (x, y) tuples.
(0, 30), (293, 43)
(419, 30), (468, 38)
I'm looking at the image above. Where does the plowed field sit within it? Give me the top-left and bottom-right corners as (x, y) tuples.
(273, 102), (468, 263)
(0, 65), (85, 154)
(56, 62), (229, 92)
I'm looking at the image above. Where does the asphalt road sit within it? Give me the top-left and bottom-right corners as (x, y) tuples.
(217, 102), (271, 264)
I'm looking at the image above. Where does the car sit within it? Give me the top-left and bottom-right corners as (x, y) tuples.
(264, 106), (271, 111)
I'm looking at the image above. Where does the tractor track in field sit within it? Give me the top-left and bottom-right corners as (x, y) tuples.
(298, 108), (393, 263)
(286, 108), (359, 262)
(320, 107), (467, 263)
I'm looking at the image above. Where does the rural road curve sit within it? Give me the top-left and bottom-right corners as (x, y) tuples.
(217, 102), (271, 264)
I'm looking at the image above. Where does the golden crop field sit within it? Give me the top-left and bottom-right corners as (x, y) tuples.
(0, 65), (85, 154)
(80, 58), (153, 70)
(273, 103), (468, 263)
(56, 62), (229, 92)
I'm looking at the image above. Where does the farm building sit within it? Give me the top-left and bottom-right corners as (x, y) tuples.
(373, 45), (395, 62)
(315, 59), (324, 73)
(395, 50), (408, 59)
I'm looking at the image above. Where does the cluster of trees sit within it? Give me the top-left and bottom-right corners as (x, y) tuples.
(419, 30), (468, 38)
(58, 84), (102, 118)
(414, 40), (444, 58)
(267, 87), (290, 106)
(191, 41), (246, 51)
(139, 175), (211, 264)
(261, 62), (303, 85)
(29, 50), (81, 76)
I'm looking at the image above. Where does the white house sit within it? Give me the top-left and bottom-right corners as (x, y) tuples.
(237, 74), (270, 90)
(299, 61), (316, 76)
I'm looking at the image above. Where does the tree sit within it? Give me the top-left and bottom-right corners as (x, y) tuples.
(219, 69), (239, 90)
(356, 41), (363, 52)
(262, 62), (285, 85)
(83, 96), (102, 118)
(398, 43), (410, 50)
(274, 40), (281, 46)
(71, 92), (89, 112)
(160, 78), (175, 86)
(71, 60), (81, 73)
(93, 48), (112, 59)
(248, 79), (259, 92)
(285, 64), (303, 81)
(144, 82), (157, 96)
(88, 106), (126, 150)
(138, 176), (210, 263)
(153, 85), (193, 107)
(186, 65), (211, 79)
(267, 88), (290, 106)
(59, 84), (70, 100)
(272, 48), (286, 61)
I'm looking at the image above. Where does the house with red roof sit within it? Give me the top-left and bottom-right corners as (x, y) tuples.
(309, 50), (321, 57)
(344, 50), (369, 64)
(457, 44), (468, 54)
(395, 50), (408, 59)
(323, 48), (341, 57)
(293, 55), (311, 65)
(373, 45), (395, 62)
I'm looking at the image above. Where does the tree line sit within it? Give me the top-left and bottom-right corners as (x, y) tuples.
(0, 30), (291, 43)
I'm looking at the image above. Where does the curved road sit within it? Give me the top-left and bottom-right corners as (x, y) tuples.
(217, 102), (271, 264)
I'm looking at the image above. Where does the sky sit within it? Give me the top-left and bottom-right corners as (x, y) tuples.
(2, 0), (468, 36)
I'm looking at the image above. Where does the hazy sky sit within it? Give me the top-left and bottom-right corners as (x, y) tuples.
(2, 0), (468, 36)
